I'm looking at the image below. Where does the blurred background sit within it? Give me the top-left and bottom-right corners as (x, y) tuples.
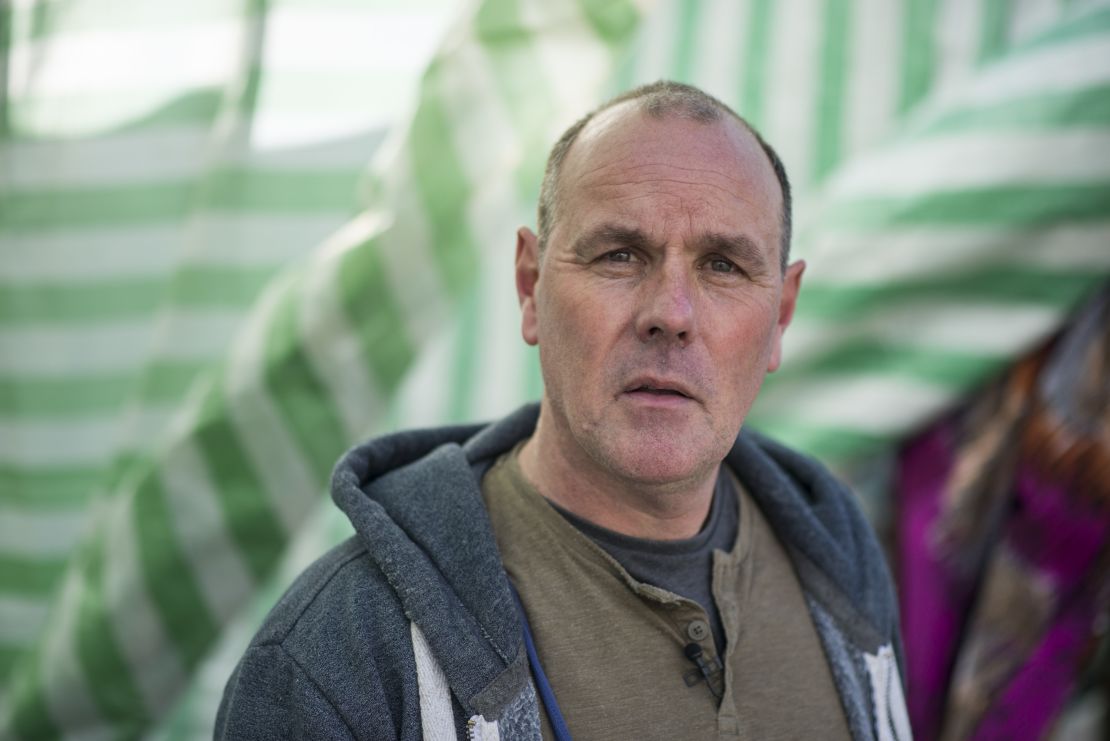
(1, 0), (1108, 738)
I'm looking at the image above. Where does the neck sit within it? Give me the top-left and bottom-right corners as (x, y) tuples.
(518, 407), (719, 541)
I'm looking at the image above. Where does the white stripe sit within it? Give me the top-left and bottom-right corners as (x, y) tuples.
(299, 214), (385, 440)
(933, 0), (984, 102)
(375, 151), (453, 343)
(4, 127), (207, 189)
(10, 24), (243, 99)
(0, 309), (240, 375)
(0, 594), (50, 644)
(100, 487), (188, 717)
(411, 623), (458, 741)
(471, 246), (530, 420)
(864, 644), (912, 741)
(785, 302), (1063, 361)
(435, 43), (517, 195)
(176, 212), (351, 266)
(760, 375), (954, 434)
(764, 0), (823, 188)
(1009, 0), (1064, 47)
(224, 275), (320, 536)
(0, 417), (120, 466)
(0, 215), (343, 281)
(394, 327), (455, 429)
(0, 504), (89, 559)
(522, 0), (613, 123)
(844, 0), (903, 159)
(807, 224), (1110, 284)
(0, 322), (154, 375)
(630, 0), (680, 83)
(158, 440), (256, 625)
(264, 8), (453, 73)
(692, 0), (750, 105)
(932, 34), (1110, 116)
(145, 308), (246, 361)
(831, 129), (1110, 196)
(0, 226), (181, 281)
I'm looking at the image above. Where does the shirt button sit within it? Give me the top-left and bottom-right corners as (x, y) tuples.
(686, 619), (710, 642)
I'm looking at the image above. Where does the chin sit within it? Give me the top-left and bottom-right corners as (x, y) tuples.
(593, 429), (722, 486)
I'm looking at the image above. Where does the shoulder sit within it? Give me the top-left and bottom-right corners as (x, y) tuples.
(218, 537), (422, 739)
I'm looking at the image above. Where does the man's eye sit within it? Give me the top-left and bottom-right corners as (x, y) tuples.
(606, 250), (633, 263)
(709, 258), (736, 273)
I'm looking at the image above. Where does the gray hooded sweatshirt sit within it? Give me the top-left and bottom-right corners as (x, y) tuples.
(216, 404), (911, 740)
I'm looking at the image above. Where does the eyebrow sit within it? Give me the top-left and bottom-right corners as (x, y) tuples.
(693, 232), (769, 273)
(571, 224), (658, 259)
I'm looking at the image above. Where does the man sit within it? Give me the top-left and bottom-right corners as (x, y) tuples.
(217, 81), (909, 740)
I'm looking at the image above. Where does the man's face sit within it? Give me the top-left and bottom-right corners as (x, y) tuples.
(516, 105), (804, 486)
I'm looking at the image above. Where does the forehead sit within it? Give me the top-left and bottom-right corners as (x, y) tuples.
(556, 103), (782, 246)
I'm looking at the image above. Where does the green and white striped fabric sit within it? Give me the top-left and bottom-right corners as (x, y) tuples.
(3, 0), (1108, 737)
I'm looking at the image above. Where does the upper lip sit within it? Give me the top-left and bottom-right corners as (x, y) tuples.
(623, 376), (698, 400)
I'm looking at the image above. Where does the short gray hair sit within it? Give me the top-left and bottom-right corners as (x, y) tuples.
(536, 80), (793, 271)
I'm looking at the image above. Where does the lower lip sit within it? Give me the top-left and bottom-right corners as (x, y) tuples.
(623, 390), (695, 408)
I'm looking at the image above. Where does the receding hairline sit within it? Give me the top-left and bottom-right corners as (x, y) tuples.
(536, 81), (793, 271)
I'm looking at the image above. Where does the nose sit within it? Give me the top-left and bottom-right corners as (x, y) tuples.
(635, 262), (696, 344)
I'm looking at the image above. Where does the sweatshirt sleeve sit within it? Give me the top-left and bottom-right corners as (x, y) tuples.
(215, 642), (360, 741)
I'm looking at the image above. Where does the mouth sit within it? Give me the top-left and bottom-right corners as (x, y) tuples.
(623, 378), (697, 402)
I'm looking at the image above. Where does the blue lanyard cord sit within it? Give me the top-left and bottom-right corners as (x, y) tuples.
(508, 584), (573, 741)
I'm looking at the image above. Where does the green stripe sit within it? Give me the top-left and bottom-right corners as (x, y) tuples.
(132, 470), (219, 667)
(821, 184), (1110, 229)
(3, 182), (191, 231)
(0, 643), (26, 680)
(575, 0), (639, 45)
(813, 0), (851, 180)
(673, 0), (702, 84)
(137, 359), (214, 404)
(447, 286), (481, 423)
(767, 340), (1006, 388)
(0, 554), (69, 597)
(4, 170), (359, 232)
(0, 465), (102, 508)
(0, 374), (135, 417)
(471, 0), (557, 210)
(0, 1), (11, 139)
(115, 90), (223, 135)
(523, 345), (543, 401)
(979, 0), (1011, 64)
(407, 85), (480, 298)
(194, 387), (286, 581)
(927, 85), (1110, 134)
(74, 538), (149, 732)
(337, 239), (416, 392)
(1017, 7), (1110, 53)
(740, 0), (773, 127)
(0, 280), (164, 324)
(744, 415), (888, 462)
(262, 287), (348, 486)
(168, 265), (279, 307)
(5, 646), (61, 740)
(899, 0), (938, 114)
(798, 268), (1102, 319)
(199, 169), (361, 213)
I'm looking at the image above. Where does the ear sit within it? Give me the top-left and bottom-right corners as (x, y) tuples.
(766, 259), (805, 373)
(516, 227), (541, 346)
